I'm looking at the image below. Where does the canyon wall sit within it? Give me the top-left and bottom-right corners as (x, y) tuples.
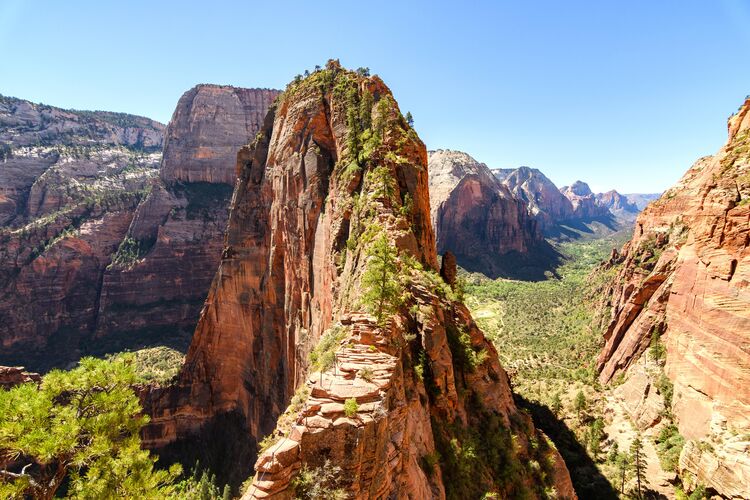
(0, 96), (164, 369)
(0, 87), (278, 370)
(597, 96), (750, 498)
(145, 62), (575, 499)
(94, 85), (279, 352)
(428, 150), (546, 278)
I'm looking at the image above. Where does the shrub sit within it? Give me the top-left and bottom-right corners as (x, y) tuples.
(655, 424), (685, 472)
(344, 398), (359, 418)
(309, 325), (348, 372)
(292, 459), (347, 500)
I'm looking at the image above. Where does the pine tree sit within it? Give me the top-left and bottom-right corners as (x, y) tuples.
(0, 356), (180, 499)
(361, 231), (402, 325)
(405, 111), (414, 127)
(550, 392), (562, 417)
(574, 390), (586, 421)
(615, 451), (630, 495)
(630, 436), (647, 498)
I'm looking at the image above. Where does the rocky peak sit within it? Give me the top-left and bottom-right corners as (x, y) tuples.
(145, 63), (574, 498)
(563, 180), (593, 197)
(493, 166), (576, 231)
(727, 95), (750, 143)
(596, 189), (639, 213)
(160, 85), (280, 185)
(427, 150), (545, 278)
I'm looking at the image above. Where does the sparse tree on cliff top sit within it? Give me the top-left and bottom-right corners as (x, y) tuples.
(405, 111), (414, 127)
(0, 356), (180, 499)
(362, 231), (402, 326)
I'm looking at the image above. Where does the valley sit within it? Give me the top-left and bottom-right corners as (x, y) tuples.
(0, 58), (747, 499)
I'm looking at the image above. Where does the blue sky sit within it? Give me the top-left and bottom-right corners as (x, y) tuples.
(1, 0), (749, 193)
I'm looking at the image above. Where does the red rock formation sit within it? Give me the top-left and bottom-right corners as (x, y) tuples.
(560, 181), (611, 220)
(428, 150), (547, 278)
(0, 366), (40, 389)
(0, 87), (278, 370)
(94, 85), (279, 349)
(145, 62), (575, 499)
(596, 190), (640, 222)
(0, 96), (163, 368)
(494, 166), (576, 231)
(597, 96), (750, 498)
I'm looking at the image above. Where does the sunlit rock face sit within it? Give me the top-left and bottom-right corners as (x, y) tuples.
(597, 96), (750, 498)
(144, 63), (576, 499)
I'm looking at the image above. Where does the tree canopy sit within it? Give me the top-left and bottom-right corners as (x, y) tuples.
(0, 356), (180, 499)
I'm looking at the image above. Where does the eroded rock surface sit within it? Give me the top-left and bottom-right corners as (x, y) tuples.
(145, 63), (575, 499)
(597, 96), (750, 498)
(428, 150), (552, 279)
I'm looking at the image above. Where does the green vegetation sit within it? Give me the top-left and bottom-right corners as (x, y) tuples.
(291, 459), (347, 500)
(463, 235), (629, 496)
(114, 346), (185, 384)
(361, 232), (403, 325)
(111, 235), (155, 268)
(655, 424), (685, 472)
(445, 324), (488, 372)
(309, 325), (348, 372)
(630, 436), (647, 499)
(0, 356), (180, 499)
(343, 398), (359, 418)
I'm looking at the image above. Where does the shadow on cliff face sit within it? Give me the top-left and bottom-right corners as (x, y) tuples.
(455, 239), (565, 281)
(0, 324), (194, 373)
(514, 394), (618, 500)
(152, 410), (256, 493)
(545, 215), (625, 242)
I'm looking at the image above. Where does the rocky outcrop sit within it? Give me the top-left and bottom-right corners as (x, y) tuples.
(493, 166), (576, 231)
(560, 181), (611, 220)
(597, 96), (750, 498)
(428, 151), (552, 279)
(160, 85), (279, 185)
(145, 62), (575, 499)
(93, 85), (279, 352)
(596, 190), (639, 222)
(0, 96), (163, 369)
(0, 87), (278, 370)
(0, 366), (40, 389)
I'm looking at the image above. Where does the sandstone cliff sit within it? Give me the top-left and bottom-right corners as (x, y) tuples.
(559, 181), (611, 220)
(494, 166), (576, 231)
(0, 96), (164, 369)
(427, 150), (550, 279)
(144, 62), (576, 499)
(0, 87), (278, 370)
(94, 85), (279, 352)
(596, 96), (750, 498)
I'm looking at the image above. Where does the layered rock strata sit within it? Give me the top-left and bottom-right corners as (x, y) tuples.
(597, 96), (750, 498)
(93, 85), (279, 351)
(428, 150), (545, 278)
(144, 62), (576, 499)
(0, 96), (164, 368)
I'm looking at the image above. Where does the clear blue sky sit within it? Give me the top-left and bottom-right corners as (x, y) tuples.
(2, 0), (749, 193)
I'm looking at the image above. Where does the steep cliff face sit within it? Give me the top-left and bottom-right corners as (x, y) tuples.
(428, 150), (545, 278)
(596, 190), (639, 221)
(145, 62), (575, 499)
(597, 97), (750, 498)
(93, 85), (279, 351)
(493, 166), (576, 231)
(0, 96), (163, 368)
(0, 87), (278, 370)
(560, 181), (611, 220)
